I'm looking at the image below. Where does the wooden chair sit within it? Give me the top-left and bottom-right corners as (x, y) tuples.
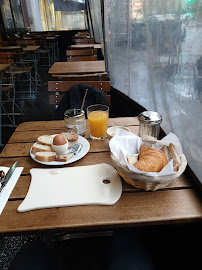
(66, 48), (97, 62)
(0, 52), (14, 64)
(1, 84), (23, 127)
(0, 52), (34, 96)
(52, 72), (108, 81)
(0, 53), (23, 126)
(48, 81), (111, 106)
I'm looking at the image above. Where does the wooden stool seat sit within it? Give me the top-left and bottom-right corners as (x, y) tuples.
(2, 85), (14, 92)
(6, 66), (33, 74)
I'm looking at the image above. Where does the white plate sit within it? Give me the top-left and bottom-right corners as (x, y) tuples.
(30, 135), (90, 166)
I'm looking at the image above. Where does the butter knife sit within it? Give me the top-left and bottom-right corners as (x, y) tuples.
(0, 161), (18, 194)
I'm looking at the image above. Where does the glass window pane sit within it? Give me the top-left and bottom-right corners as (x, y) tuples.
(0, 0), (14, 34)
(104, 0), (202, 183)
(26, 0), (86, 31)
(10, 0), (25, 31)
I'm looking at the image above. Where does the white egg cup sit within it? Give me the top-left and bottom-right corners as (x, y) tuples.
(51, 141), (69, 155)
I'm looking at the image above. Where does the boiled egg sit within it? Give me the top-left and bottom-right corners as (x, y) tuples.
(53, 134), (67, 146)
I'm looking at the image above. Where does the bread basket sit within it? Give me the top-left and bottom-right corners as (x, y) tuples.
(110, 149), (187, 191)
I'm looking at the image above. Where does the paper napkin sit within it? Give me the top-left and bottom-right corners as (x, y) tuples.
(0, 166), (24, 215)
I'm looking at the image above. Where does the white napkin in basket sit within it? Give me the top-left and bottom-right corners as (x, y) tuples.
(109, 129), (183, 177)
(0, 166), (23, 215)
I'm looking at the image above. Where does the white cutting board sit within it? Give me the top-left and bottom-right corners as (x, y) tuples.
(18, 164), (122, 212)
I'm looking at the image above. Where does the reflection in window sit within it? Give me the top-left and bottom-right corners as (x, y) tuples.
(0, 0), (14, 34)
(29, 0), (86, 31)
(10, 0), (24, 31)
(55, 10), (86, 31)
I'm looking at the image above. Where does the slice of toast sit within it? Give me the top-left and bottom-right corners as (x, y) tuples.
(37, 135), (53, 146)
(35, 152), (56, 162)
(60, 132), (78, 142)
(57, 153), (74, 162)
(167, 143), (182, 171)
(31, 144), (52, 154)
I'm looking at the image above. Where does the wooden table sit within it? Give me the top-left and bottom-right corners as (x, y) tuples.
(71, 44), (102, 49)
(0, 46), (40, 52)
(22, 46), (40, 52)
(0, 117), (201, 235)
(0, 64), (11, 146)
(0, 46), (40, 91)
(48, 61), (106, 76)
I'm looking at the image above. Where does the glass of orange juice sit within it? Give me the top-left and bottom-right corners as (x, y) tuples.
(87, 104), (109, 140)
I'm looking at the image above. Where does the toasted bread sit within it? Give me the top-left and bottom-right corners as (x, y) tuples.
(35, 151), (56, 162)
(31, 144), (52, 154)
(160, 144), (181, 171)
(168, 143), (181, 171)
(37, 135), (53, 146)
(60, 132), (78, 142)
(57, 153), (74, 162)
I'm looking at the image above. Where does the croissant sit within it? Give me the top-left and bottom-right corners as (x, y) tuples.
(133, 146), (168, 172)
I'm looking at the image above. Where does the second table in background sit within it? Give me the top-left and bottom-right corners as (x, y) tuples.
(48, 61), (106, 76)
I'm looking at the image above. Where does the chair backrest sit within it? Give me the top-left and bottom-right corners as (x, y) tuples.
(0, 41), (8, 46)
(68, 46), (95, 50)
(66, 49), (97, 56)
(0, 52), (14, 64)
(48, 81), (111, 106)
(52, 72), (108, 81)
(74, 38), (95, 44)
(17, 40), (36, 46)
(67, 55), (97, 62)
(73, 35), (90, 40)
(77, 31), (89, 35)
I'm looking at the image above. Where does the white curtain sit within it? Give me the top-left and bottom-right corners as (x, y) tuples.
(104, 0), (202, 183)
(88, 0), (103, 44)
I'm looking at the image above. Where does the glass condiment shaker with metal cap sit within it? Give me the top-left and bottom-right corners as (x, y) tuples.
(138, 111), (162, 141)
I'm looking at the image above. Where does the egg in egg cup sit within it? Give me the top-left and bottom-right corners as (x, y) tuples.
(52, 134), (69, 155)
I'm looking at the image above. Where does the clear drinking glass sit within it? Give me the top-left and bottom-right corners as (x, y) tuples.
(87, 104), (109, 140)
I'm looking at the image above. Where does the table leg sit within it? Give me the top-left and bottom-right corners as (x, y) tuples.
(34, 51), (38, 92)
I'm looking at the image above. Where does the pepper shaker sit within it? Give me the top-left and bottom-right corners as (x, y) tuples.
(138, 111), (162, 141)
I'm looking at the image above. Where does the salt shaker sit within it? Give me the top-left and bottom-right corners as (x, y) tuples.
(138, 111), (162, 141)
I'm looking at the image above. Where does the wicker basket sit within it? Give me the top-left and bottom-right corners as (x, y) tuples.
(110, 153), (187, 191)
